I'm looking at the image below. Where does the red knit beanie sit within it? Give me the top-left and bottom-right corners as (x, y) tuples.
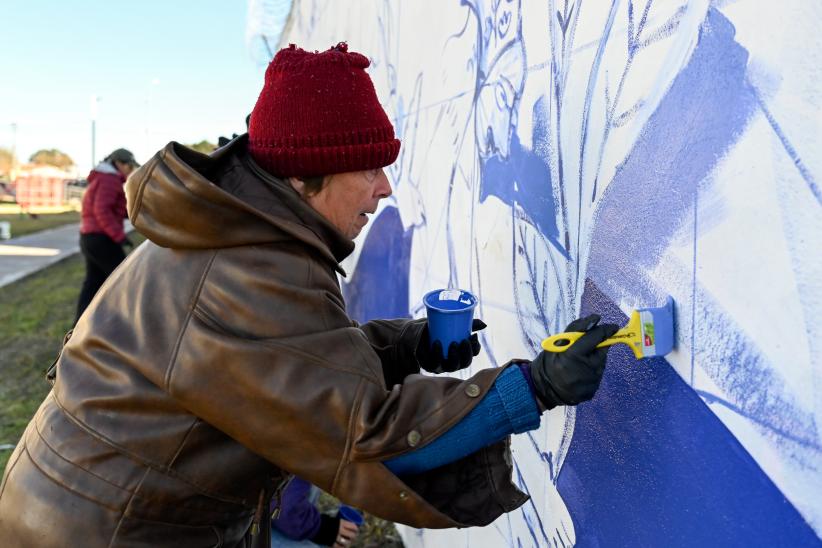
(248, 42), (401, 178)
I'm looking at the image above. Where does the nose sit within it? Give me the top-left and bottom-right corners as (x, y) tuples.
(375, 169), (392, 199)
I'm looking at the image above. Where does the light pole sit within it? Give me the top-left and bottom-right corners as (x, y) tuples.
(145, 78), (160, 159)
(90, 95), (100, 168)
(10, 122), (17, 179)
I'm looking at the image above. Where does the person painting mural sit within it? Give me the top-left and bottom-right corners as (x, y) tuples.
(0, 43), (617, 547)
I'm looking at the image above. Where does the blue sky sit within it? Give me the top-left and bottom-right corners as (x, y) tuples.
(0, 1), (281, 174)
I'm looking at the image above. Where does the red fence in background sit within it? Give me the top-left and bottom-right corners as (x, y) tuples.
(10, 167), (74, 208)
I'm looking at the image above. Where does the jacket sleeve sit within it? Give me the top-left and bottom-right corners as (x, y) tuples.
(384, 365), (540, 475)
(93, 176), (126, 242)
(164, 247), (524, 527)
(356, 318), (426, 387)
(168, 310), (500, 468)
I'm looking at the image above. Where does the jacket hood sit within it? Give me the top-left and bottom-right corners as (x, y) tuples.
(125, 135), (352, 273)
(92, 161), (120, 176)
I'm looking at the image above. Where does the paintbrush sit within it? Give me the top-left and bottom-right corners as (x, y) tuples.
(541, 296), (676, 359)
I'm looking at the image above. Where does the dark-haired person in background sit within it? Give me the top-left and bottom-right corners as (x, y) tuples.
(75, 148), (139, 320)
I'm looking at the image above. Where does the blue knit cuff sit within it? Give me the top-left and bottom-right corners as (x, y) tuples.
(495, 366), (541, 434)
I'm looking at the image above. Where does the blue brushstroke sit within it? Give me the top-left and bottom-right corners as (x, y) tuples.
(695, 389), (818, 450)
(564, 9), (820, 544)
(480, 96), (569, 258)
(575, 1), (620, 249)
(589, 0), (654, 202)
(557, 279), (820, 547)
(341, 207), (413, 322)
(751, 87), (822, 205)
(690, 190), (697, 386)
(686, 286), (819, 451)
(513, 463), (549, 546)
(586, 8), (818, 448)
(587, 8), (755, 277)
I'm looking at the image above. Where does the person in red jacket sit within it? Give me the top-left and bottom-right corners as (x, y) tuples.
(75, 148), (139, 320)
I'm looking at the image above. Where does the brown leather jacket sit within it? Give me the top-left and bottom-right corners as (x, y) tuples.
(0, 137), (528, 547)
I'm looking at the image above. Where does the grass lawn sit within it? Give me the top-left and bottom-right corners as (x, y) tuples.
(0, 231), (146, 471)
(0, 210), (80, 239)
(0, 232), (404, 546)
(0, 252), (83, 471)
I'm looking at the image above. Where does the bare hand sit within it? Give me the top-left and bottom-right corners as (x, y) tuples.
(333, 519), (359, 547)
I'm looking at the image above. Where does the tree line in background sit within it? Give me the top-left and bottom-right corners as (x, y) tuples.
(0, 141), (220, 182)
(0, 148), (75, 181)
(0, 148), (17, 181)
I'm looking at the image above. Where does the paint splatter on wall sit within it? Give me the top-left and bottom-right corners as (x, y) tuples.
(281, 1), (822, 545)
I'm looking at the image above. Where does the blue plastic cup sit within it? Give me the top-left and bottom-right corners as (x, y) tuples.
(423, 288), (478, 351)
(337, 505), (364, 526)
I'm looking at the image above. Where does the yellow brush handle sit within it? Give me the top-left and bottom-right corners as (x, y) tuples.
(540, 331), (625, 351)
(540, 312), (645, 359)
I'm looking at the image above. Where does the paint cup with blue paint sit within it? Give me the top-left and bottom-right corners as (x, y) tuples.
(337, 505), (364, 526)
(423, 288), (478, 351)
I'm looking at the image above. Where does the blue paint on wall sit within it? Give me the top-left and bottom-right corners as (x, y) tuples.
(480, 96), (569, 258)
(558, 10), (820, 545)
(337, 4), (820, 544)
(586, 8), (818, 452)
(341, 206), (413, 322)
(588, 8), (756, 283)
(558, 278), (820, 547)
(751, 88), (822, 205)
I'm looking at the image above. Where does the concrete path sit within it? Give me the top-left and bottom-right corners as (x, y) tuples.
(0, 221), (132, 288)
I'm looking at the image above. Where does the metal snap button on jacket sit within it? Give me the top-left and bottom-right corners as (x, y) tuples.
(465, 383), (481, 397)
(407, 430), (422, 447)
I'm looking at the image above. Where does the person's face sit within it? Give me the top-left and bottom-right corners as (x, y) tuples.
(115, 161), (135, 177)
(304, 168), (392, 239)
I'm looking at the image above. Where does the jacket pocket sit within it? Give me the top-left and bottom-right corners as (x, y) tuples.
(114, 514), (223, 547)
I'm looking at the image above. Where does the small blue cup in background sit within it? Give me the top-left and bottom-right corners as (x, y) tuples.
(337, 505), (364, 526)
(423, 289), (478, 351)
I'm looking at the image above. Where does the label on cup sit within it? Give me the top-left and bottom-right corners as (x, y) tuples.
(439, 289), (461, 301)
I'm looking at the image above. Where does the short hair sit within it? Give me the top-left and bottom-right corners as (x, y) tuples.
(299, 175), (326, 196)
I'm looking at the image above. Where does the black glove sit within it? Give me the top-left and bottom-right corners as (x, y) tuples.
(415, 319), (486, 373)
(121, 236), (134, 250)
(529, 314), (618, 410)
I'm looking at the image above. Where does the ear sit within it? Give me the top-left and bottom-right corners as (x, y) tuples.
(288, 177), (306, 196)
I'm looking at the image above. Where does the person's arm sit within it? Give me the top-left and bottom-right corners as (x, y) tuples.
(93, 176), (126, 243)
(162, 243), (612, 524)
(271, 477), (340, 544)
(385, 315), (617, 475)
(356, 317), (485, 386)
(384, 364), (539, 475)
(355, 318), (423, 386)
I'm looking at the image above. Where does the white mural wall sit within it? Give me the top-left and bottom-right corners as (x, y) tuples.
(279, 1), (822, 545)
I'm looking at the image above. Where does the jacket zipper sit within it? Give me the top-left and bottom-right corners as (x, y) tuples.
(269, 475), (293, 521)
(251, 475), (292, 535)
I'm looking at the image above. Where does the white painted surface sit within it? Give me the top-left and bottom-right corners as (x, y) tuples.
(280, 1), (821, 544)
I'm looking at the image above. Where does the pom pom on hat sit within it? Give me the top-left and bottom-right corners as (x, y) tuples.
(248, 42), (400, 178)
